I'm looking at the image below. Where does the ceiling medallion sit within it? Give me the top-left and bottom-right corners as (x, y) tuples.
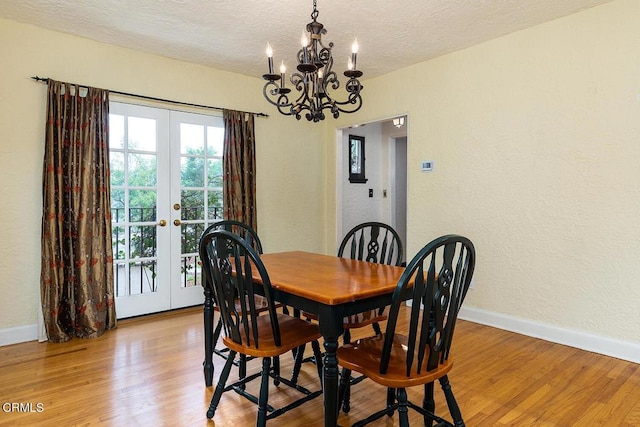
(262, 0), (363, 122)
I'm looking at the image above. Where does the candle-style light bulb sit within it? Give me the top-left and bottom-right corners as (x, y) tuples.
(301, 31), (310, 64)
(351, 38), (358, 70)
(266, 42), (274, 74)
(280, 61), (286, 88)
(317, 68), (325, 94)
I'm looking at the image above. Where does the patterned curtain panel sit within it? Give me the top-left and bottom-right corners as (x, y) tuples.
(223, 109), (257, 232)
(41, 80), (116, 342)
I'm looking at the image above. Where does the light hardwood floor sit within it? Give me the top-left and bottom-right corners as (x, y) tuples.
(1, 306), (639, 426)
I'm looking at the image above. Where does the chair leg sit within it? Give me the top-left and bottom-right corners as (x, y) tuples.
(273, 356), (281, 386)
(386, 387), (396, 417)
(311, 340), (323, 382)
(207, 350), (237, 419)
(291, 343), (306, 384)
(340, 328), (352, 413)
(397, 388), (409, 427)
(343, 328), (351, 344)
(338, 367), (351, 414)
(341, 373), (351, 413)
(423, 382), (435, 427)
(257, 357), (272, 427)
(439, 375), (465, 427)
(372, 321), (382, 336)
(238, 354), (247, 391)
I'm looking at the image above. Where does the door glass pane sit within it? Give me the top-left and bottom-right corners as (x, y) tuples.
(181, 156), (204, 187)
(181, 223), (204, 254)
(110, 152), (125, 186)
(112, 226), (125, 260)
(129, 225), (157, 258)
(128, 153), (157, 186)
(128, 117), (157, 151)
(128, 190), (157, 222)
(126, 261), (157, 294)
(207, 159), (223, 187)
(207, 126), (224, 156)
(180, 255), (202, 288)
(109, 114), (125, 149)
(181, 190), (204, 221)
(111, 189), (125, 222)
(180, 222), (205, 288)
(208, 191), (223, 220)
(181, 123), (204, 154)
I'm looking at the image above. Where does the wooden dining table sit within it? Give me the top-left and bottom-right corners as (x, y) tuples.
(253, 251), (406, 427)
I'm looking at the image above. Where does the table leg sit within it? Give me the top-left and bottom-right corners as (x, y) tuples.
(323, 336), (339, 427)
(318, 304), (344, 427)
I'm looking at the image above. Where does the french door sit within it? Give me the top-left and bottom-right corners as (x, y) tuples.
(109, 103), (224, 318)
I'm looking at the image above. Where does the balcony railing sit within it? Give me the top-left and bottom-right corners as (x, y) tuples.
(111, 206), (222, 296)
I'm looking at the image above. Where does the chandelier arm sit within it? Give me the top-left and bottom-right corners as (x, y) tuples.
(333, 96), (363, 114)
(332, 90), (363, 114)
(262, 82), (298, 117)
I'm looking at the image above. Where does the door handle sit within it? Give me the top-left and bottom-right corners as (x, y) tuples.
(158, 219), (167, 227)
(174, 219), (181, 226)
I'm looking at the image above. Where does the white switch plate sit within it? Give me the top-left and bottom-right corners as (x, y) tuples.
(421, 160), (434, 172)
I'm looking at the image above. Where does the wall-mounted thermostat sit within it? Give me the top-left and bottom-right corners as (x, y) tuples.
(421, 160), (434, 172)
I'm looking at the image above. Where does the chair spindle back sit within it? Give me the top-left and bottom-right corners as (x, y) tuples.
(199, 230), (280, 349)
(382, 235), (475, 376)
(338, 222), (404, 266)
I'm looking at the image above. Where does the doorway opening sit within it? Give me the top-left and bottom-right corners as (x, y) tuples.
(335, 116), (408, 258)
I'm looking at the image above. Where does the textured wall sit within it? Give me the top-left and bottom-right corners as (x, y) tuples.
(328, 0), (640, 344)
(0, 18), (326, 334)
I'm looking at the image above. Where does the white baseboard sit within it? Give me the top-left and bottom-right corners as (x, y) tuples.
(0, 324), (38, 347)
(459, 306), (640, 365)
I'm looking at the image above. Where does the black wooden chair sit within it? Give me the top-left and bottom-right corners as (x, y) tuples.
(337, 234), (475, 427)
(292, 221), (404, 411)
(200, 230), (324, 425)
(201, 220), (287, 387)
(336, 221), (404, 341)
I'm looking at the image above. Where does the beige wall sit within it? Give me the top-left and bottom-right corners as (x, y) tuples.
(3, 0), (640, 356)
(0, 18), (326, 334)
(328, 0), (640, 348)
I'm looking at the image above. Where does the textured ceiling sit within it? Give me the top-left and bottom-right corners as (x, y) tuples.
(0, 0), (614, 80)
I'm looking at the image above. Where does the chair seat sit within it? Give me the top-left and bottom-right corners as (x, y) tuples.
(337, 333), (453, 389)
(223, 313), (322, 358)
(303, 309), (387, 329)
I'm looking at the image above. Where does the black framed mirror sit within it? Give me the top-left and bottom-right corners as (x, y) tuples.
(348, 134), (367, 183)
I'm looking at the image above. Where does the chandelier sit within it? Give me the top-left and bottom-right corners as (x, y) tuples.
(262, 0), (363, 122)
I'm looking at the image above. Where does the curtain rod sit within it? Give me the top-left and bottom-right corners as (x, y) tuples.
(31, 76), (269, 118)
